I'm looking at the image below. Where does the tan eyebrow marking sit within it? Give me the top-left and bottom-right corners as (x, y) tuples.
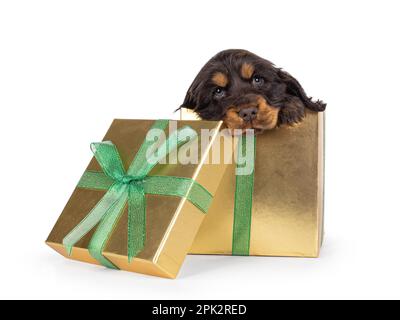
(241, 63), (255, 79)
(211, 72), (228, 87)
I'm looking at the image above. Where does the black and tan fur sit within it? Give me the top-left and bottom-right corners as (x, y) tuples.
(179, 49), (326, 133)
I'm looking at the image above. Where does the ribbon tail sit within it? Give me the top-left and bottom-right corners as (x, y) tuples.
(62, 183), (127, 268)
(87, 188), (128, 269)
(127, 185), (146, 263)
(65, 244), (73, 257)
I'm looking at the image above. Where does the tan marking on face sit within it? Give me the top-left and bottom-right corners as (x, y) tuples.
(252, 96), (280, 130)
(211, 72), (228, 87)
(223, 108), (244, 131)
(223, 107), (254, 134)
(223, 96), (280, 133)
(240, 63), (255, 79)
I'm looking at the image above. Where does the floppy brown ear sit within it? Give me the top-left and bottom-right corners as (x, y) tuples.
(277, 69), (326, 112)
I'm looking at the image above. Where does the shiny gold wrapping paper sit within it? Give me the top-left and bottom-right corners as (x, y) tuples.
(180, 109), (325, 257)
(46, 119), (232, 278)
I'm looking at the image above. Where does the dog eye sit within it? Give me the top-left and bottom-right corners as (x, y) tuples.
(214, 87), (225, 98)
(252, 76), (264, 86)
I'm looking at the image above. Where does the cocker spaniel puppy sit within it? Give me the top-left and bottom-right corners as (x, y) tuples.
(179, 49), (326, 133)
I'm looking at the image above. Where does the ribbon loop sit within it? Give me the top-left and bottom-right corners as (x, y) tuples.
(90, 142), (126, 181)
(127, 124), (197, 177)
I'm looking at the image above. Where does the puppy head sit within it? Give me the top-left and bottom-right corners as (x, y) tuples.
(180, 49), (326, 132)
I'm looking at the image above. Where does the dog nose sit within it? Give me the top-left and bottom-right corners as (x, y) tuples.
(238, 107), (258, 122)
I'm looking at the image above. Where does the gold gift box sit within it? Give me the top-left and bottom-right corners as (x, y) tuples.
(46, 119), (233, 278)
(181, 108), (325, 257)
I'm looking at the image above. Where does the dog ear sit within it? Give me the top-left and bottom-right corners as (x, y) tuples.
(179, 89), (197, 110)
(277, 96), (306, 126)
(175, 78), (200, 112)
(277, 69), (326, 112)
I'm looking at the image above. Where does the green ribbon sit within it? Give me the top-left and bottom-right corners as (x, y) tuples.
(62, 120), (212, 269)
(232, 134), (256, 256)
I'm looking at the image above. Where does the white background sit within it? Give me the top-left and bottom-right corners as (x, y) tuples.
(1, 0), (399, 300)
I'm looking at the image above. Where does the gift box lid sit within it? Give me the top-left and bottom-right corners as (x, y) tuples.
(46, 119), (236, 278)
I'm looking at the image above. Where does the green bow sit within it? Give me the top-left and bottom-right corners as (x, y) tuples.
(62, 120), (212, 269)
